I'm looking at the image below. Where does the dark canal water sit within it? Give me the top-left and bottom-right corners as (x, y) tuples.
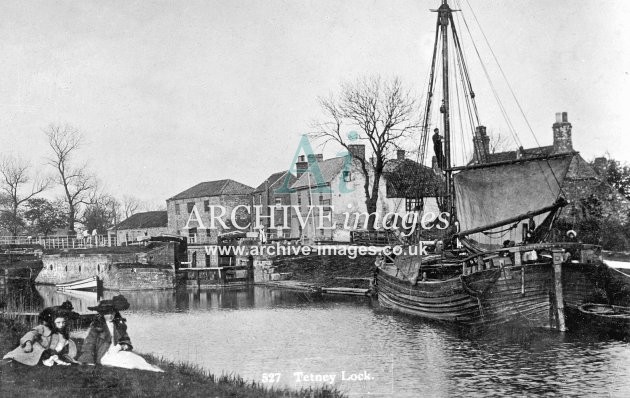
(4, 283), (630, 397)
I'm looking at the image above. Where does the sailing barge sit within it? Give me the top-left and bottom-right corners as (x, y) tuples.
(375, 1), (615, 330)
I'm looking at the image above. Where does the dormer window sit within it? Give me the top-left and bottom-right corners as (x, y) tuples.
(343, 171), (352, 182)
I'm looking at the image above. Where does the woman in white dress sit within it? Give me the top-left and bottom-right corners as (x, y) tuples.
(77, 295), (163, 372)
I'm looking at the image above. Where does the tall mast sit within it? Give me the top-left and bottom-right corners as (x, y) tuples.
(421, 0), (481, 224)
(438, 0), (454, 220)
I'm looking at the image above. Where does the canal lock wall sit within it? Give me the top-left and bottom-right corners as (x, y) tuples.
(35, 246), (177, 290)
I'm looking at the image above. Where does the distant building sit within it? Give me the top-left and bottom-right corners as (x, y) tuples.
(166, 179), (254, 267)
(251, 170), (296, 240)
(167, 179), (254, 244)
(109, 211), (169, 245)
(289, 146), (443, 242)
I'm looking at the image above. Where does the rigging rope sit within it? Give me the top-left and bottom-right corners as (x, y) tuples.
(454, 0), (566, 202)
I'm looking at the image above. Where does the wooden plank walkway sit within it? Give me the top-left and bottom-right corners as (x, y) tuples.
(260, 280), (321, 292)
(322, 287), (370, 296)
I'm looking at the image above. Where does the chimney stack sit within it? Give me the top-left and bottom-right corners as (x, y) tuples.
(397, 149), (406, 160)
(553, 112), (573, 154)
(472, 126), (489, 163)
(347, 144), (365, 161)
(296, 155), (308, 177)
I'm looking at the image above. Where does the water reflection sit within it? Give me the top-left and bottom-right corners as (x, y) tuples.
(3, 284), (630, 397)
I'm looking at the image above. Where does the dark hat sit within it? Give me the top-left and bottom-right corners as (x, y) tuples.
(39, 301), (79, 324)
(433, 128), (439, 132)
(88, 295), (130, 313)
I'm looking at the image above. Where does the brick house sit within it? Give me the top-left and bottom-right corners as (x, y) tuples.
(251, 171), (296, 240)
(166, 179), (254, 267)
(289, 145), (442, 242)
(109, 211), (169, 245)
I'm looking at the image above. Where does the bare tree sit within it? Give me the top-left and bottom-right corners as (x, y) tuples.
(139, 200), (167, 212)
(488, 131), (512, 154)
(0, 155), (50, 236)
(122, 195), (141, 219)
(313, 76), (419, 228)
(44, 124), (96, 234)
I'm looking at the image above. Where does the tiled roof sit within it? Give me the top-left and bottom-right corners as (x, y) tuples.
(115, 211), (168, 230)
(291, 157), (346, 190)
(168, 179), (254, 200)
(253, 171), (295, 193)
(484, 145), (554, 163)
(383, 159), (445, 198)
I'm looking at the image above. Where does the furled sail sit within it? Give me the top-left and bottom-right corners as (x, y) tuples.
(453, 155), (574, 247)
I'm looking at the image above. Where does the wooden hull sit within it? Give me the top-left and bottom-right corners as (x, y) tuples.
(56, 276), (99, 291)
(376, 260), (604, 329)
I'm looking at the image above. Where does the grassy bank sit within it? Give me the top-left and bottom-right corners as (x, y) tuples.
(0, 319), (344, 398)
(273, 255), (376, 288)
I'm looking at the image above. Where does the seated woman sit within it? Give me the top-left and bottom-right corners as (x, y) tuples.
(77, 295), (163, 372)
(3, 301), (78, 366)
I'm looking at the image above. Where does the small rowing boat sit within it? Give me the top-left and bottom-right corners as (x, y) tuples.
(56, 276), (99, 291)
(575, 303), (630, 335)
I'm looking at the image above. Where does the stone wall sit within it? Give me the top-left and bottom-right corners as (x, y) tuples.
(186, 245), (216, 267)
(104, 265), (175, 290)
(35, 254), (175, 290)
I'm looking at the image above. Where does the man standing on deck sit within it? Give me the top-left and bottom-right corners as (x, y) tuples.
(432, 128), (444, 169)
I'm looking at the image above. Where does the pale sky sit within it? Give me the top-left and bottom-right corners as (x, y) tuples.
(1, 0), (629, 205)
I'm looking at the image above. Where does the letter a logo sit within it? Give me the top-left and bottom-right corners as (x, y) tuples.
(275, 135), (330, 194)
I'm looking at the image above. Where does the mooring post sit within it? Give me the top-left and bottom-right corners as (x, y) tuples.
(552, 249), (567, 332)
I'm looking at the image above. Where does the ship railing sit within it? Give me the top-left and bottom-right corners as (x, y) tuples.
(460, 242), (602, 276)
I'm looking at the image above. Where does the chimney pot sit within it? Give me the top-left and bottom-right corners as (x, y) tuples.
(562, 112), (568, 123)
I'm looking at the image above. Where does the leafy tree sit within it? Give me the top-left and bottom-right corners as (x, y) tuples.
(82, 193), (121, 234)
(592, 157), (630, 200)
(23, 198), (66, 237)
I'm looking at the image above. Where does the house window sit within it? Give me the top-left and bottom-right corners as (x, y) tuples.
(175, 204), (180, 215)
(343, 171), (351, 182)
(187, 202), (195, 213)
(205, 254), (211, 267)
(259, 194), (262, 205)
(275, 197), (282, 207)
(206, 229), (212, 238)
(204, 200), (210, 212)
(321, 199), (331, 206)
(189, 227), (197, 243)
(297, 195), (302, 206)
(405, 198), (423, 212)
